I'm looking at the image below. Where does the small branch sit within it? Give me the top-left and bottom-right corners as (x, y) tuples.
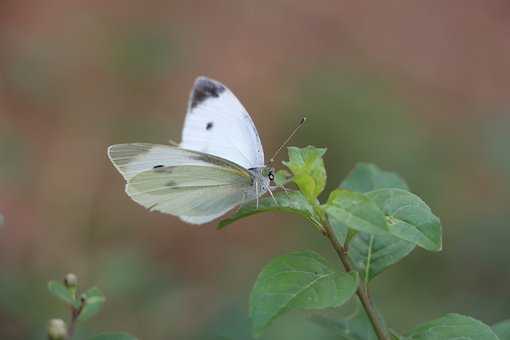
(67, 297), (85, 339)
(323, 223), (389, 340)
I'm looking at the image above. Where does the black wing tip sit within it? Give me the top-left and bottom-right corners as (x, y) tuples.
(190, 76), (226, 109)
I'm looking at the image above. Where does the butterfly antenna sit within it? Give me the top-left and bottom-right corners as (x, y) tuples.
(268, 117), (307, 164)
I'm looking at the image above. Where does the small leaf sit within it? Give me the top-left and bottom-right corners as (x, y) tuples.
(48, 281), (79, 308)
(325, 189), (388, 236)
(88, 332), (138, 340)
(219, 191), (322, 229)
(493, 319), (510, 339)
(250, 250), (358, 337)
(282, 146), (327, 202)
(367, 189), (442, 252)
(349, 232), (415, 282)
(78, 287), (106, 321)
(405, 313), (499, 340)
(340, 163), (409, 193)
(274, 169), (291, 187)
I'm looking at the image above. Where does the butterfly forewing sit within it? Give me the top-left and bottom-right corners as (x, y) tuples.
(180, 77), (264, 169)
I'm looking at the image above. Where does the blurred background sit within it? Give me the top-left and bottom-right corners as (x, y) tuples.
(1, 1), (510, 339)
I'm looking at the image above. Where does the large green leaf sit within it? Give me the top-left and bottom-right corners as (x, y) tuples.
(338, 163), (416, 281)
(493, 320), (510, 339)
(404, 314), (499, 340)
(218, 191), (322, 229)
(48, 281), (79, 308)
(340, 163), (409, 193)
(78, 287), (106, 321)
(310, 305), (379, 340)
(88, 333), (138, 340)
(349, 232), (415, 283)
(325, 189), (388, 236)
(366, 189), (442, 251)
(250, 251), (358, 337)
(283, 146), (327, 203)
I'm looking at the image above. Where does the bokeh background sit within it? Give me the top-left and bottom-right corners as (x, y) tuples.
(1, 1), (510, 339)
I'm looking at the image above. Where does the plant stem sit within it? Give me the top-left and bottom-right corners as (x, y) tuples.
(67, 298), (85, 339)
(323, 222), (389, 340)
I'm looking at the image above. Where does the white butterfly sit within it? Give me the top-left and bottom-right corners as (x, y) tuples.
(108, 76), (278, 224)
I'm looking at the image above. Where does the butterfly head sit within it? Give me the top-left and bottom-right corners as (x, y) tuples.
(261, 166), (275, 182)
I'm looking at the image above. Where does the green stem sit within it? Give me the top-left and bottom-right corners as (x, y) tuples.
(322, 222), (389, 340)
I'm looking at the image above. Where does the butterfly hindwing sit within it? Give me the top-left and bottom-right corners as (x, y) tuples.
(108, 144), (253, 224)
(180, 77), (264, 169)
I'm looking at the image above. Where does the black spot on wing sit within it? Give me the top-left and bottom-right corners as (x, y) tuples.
(190, 77), (225, 109)
(206, 122), (213, 130)
(153, 166), (174, 173)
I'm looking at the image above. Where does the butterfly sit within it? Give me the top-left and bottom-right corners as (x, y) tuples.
(108, 76), (298, 225)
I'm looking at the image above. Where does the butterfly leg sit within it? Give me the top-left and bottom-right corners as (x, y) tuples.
(255, 181), (259, 209)
(267, 186), (278, 206)
(270, 185), (291, 199)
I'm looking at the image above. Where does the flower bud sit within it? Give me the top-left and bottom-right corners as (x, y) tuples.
(47, 319), (67, 340)
(64, 273), (78, 289)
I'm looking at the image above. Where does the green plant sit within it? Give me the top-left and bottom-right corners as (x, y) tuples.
(47, 273), (137, 340)
(219, 146), (510, 339)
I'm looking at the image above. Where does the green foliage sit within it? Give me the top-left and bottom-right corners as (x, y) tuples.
(219, 146), (456, 338)
(325, 189), (389, 236)
(249, 251), (358, 337)
(47, 274), (136, 340)
(78, 287), (106, 322)
(282, 146), (327, 203)
(403, 314), (499, 340)
(310, 304), (379, 340)
(348, 232), (415, 283)
(274, 169), (291, 187)
(339, 163), (415, 282)
(367, 189), (442, 251)
(340, 163), (409, 193)
(48, 281), (80, 308)
(219, 191), (321, 229)
(88, 333), (138, 340)
(493, 320), (510, 339)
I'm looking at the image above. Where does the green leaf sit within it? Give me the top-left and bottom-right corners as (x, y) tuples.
(88, 333), (138, 340)
(78, 287), (106, 321)
(250, 251), (358, 337)
(338, 163), (415, 281)
(405, 314), (499, 340)
(310, 305), (379, 340)
(349, 232), (415, 282)
(340, 163), (409, 193)
(493, 320), (510, 339)
(48, 281), (79, 308)
(325, 189), (388, 236)
(274, 169), (291, 187)
(366, 189), (442, 251)
(283, 146), (327, 202)
(218, 191), (322, 229)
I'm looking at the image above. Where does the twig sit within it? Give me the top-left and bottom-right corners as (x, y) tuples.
(323, 222), (389, 340)
(67, 297), (85, 339)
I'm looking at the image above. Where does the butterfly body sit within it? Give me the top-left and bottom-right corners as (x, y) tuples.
(108, 77), (274, 224)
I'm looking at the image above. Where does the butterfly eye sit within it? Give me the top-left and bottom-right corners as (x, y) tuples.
(268, 172), (274, 181)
